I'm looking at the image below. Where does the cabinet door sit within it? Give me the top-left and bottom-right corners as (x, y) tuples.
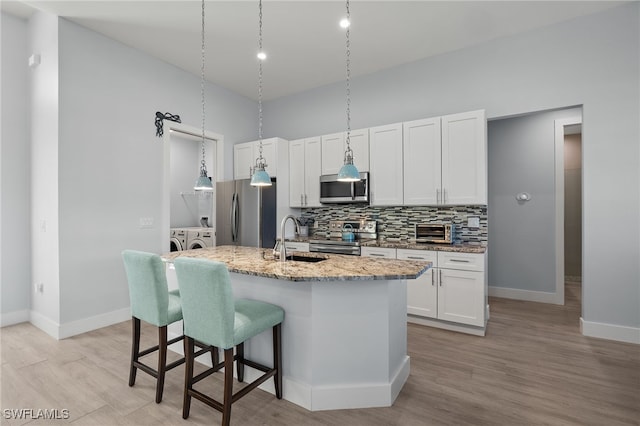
(397, 249), (438, 318)
(289, 139), (306, 207)
(403, 117), (441, 205)
(259, 138), (278, 178)
(321, 132), (345, 175)
(361, 247), (397, 258)
(349, 128), (370, 172)
(304, 137), (322, 207)
(369, 123), (403, 206)
(441, 110), (487, 205)
(437, 268), (484, 326)
(234, 142), (255, 180)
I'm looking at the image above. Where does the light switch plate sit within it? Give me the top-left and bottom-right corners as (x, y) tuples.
(139, 217), (154, 229)
(467, 217), (480, 228)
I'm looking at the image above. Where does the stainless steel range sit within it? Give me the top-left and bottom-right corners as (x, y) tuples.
(309, 220), (377, 256)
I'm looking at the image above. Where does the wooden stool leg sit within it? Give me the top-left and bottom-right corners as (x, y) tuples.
(129, 317), (140, 387)
(222, 348), (234, 426)
(155, 325), (168, 403)
(273, 324), (282, 399)
(210, 345), (219, 368)
(183, 337), (195, 419)
(236, 342), (245, 382)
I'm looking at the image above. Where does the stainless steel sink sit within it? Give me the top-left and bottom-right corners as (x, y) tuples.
(289, 254), (326, 263)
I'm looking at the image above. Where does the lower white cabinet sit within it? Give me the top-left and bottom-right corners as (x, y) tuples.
(397, 249), (487, 332)
(361, 247), (397, 258)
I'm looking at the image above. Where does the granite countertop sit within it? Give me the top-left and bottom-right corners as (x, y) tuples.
(163, 245), (430, 282)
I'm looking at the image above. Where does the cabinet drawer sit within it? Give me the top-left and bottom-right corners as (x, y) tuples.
(361, 247), (397, 259)
(396, 249), (437, 265)
(285, 242), (309, 252)
(438, 252), (484, 272)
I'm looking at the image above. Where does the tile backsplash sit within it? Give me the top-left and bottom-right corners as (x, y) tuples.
(300, 205), (487, 244)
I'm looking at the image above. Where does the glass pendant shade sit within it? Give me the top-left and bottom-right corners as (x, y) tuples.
(194, 167), (213, 191)
(337, 147), (360, 182)
(250, 157), (272, 187)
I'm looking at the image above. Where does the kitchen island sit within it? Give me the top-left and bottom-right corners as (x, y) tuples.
(163, 246), (430, 411)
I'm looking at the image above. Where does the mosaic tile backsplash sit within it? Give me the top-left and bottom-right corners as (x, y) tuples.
(299, 205), (487, 244)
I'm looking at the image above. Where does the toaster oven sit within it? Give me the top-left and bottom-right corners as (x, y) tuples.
(415, 223), (455, 244)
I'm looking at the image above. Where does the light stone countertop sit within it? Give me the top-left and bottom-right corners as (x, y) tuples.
(163, 245), (430, 282)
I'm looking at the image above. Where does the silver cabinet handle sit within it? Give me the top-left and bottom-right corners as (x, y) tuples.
(304, 194), (307, 206)
(369, 253), (385, 257)
(436, 189), (440, 204)
(443, 188), (447, 204)
(439, 269), (442, 286)
(431, 269), (435, 286)
(450, 259), (470, 263)
(407, 256), (425, 260)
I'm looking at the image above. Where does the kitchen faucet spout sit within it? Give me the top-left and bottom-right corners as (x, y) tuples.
(279, 215), (300, 263)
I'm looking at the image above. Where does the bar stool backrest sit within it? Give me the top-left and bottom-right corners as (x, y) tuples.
(122, 250), (171, 327)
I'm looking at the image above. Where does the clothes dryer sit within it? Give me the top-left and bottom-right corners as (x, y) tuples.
(186, 227), (215, 250)
(169, 228), (188, 252)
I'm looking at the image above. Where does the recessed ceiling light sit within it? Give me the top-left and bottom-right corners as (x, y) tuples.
(257, 51), (267, 60)
(339, 18), (350, 29)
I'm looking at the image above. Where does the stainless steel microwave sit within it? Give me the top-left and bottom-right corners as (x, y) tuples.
(415, 223), (455, 244)
(319, 172), (369, 204)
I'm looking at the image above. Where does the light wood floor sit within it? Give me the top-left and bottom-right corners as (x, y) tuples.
(2, 284), (639, 425)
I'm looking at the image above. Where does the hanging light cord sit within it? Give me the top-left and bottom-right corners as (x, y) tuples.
(345, 0), (353, 161)
(200, 0), (208, 175)
(257, 0), (265, 163)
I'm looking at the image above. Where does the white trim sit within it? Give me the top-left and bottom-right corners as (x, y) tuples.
(581, 318), (640, 345)
(29, 310), (60, 339)
(554, 116), (582, 306)
(1, 309), (30, 327)
(58, 307), (131, 339)
(489, 286), (559, 305)
(161, 121), (225, 252)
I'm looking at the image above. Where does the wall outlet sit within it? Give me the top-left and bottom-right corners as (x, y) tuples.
(139, 217), (154, 229)
(467, 216), (480, 228)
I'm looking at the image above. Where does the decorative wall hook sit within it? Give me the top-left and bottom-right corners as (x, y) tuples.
(155, 111), (182, 137)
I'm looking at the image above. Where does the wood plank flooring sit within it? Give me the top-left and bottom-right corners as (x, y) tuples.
(2, 284), (639, 425)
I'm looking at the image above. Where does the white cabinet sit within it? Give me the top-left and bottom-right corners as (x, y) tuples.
(397, 249), (438, 318)
(284, 241), (309, 252)
(398, 249), (487, 330)
(403, 110), (486, 206)
(289, 137), (321, 207)
(233, 138), (280, 180)
(233, 142), (255, 180)
(441, 110), (487, 205)
(403, 117), (442, 205)
(321, 129), (370, 175)
(369, 123), (403, 206)
(361, 246), (397, 259)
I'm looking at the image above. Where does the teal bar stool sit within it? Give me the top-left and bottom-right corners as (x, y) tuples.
(174, 257), (284, 426)
(121, 250), (216, 403)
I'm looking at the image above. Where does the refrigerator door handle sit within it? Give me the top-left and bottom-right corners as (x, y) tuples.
(230, 193), (238, 242)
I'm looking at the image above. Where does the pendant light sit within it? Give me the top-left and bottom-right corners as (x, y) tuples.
(337, 0), (361, 182)
(194, 0), (214, 192)
(250, 0), (272, 187)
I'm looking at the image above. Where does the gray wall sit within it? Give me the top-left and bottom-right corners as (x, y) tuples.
(488, 107), (581, 294)
(1, 13), (31, 323)
(264, 4), (640, 331)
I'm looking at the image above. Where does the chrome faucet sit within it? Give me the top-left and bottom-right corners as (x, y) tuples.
(278, 215), (300, 262)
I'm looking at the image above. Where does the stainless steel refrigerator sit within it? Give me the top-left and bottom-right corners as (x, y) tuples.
(215, 179), (277, 248)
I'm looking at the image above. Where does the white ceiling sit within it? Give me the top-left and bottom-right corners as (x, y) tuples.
(2, 1), (624, 101)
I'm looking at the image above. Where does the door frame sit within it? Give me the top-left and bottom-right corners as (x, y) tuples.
(161, 121), (225, 252)
(554, 116), (582, 305)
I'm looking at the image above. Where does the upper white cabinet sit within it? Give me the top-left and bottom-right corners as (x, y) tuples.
(233, 138), (280, 180)
(289, 137), (321, 207)
(369, 123), (404, 206)
(403, 110), (486, 206)
(441, 110), (487, 205)
(321, 128), (369, 175)
(403, 117), (442, 205)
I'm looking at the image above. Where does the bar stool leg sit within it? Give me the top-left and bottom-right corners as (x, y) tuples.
(183, 337), (195, 419)
(129, 317), (141, 387)
(222, 348), (234, 426)
(236, 342), (245, 382)
(156, 325), (168, 403)
(273, 324), (282, 399)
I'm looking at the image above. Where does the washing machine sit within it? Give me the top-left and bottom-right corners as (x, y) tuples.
(186, 227), (216, 250)
(169, 228), (188, 252)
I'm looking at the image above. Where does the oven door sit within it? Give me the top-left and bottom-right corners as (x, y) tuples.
(319, 172), (369, 204)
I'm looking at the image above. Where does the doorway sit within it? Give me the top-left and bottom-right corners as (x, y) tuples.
(160, 121), (225, 252)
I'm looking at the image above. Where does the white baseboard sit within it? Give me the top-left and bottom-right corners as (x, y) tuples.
(489, 286), (560, 304)
(581, 318), (640, 344)
(28, 307), (131, 340)
(1, 309), (30, 327)
(58, 307), (131, 339)
(408, 315), (486, 336)
(29, 310), (60, 339)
